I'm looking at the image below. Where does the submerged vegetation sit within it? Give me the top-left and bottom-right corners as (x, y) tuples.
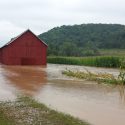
(62, 58), (125, 85)
(48, 56), (121, 68)
(0, 96), (90, 125)
(62, 69), (118, 84)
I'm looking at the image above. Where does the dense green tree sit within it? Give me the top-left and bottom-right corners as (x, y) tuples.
(59, 42), (78, 56)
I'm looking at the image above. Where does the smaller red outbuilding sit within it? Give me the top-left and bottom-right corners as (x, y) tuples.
(0, 29), (48, 65)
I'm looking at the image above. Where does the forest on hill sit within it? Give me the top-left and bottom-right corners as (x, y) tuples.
(39, 24), (125, 56)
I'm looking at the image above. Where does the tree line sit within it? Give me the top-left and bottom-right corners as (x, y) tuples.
(39, 24), (125, 56)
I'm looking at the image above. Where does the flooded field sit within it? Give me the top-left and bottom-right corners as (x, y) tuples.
(0, 64), (125, 125)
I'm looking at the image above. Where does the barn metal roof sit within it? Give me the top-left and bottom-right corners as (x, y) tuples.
(1, 29), (48, 48)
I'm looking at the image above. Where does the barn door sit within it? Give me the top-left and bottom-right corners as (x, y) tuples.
(21, 58), (36, 65)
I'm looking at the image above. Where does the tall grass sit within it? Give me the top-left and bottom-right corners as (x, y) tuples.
(47, 56), (122, 68)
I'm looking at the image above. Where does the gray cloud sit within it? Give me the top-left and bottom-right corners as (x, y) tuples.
(0, 0), (125, 46)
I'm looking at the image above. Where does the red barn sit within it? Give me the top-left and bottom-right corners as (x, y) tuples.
(0, 29), (48, 65)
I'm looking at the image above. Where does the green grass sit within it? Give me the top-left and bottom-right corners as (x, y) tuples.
(0, 96), (90, 125)
(100, 49), (125, 56)
(48, 56), (122, 68)
(0, 110), (14, 125)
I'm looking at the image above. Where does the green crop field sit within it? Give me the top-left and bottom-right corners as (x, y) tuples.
(47, 56), (123, 68)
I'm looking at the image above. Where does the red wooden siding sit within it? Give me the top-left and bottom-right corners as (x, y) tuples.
(0, 30), (47, 65)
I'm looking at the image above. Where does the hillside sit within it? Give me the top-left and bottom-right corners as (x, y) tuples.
(39, 24), (125, 56)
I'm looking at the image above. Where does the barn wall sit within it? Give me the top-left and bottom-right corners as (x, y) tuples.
(1, 31), (47, 65)
(0, 49), (2, 63)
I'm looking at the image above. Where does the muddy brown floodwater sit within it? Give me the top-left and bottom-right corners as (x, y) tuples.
(0, 64), (125, 125)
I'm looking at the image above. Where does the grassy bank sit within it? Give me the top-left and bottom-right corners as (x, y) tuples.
(62, 69), (122, 85)
(48, 56), (122, 68)
(0, 96), (90, 125)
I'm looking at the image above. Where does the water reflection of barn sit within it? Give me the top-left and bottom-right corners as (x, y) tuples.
(3, 66), (47, 96)
(0, 29), (47, 65)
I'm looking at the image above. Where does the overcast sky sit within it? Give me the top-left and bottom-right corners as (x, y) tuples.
(0, 0), (125, 46)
